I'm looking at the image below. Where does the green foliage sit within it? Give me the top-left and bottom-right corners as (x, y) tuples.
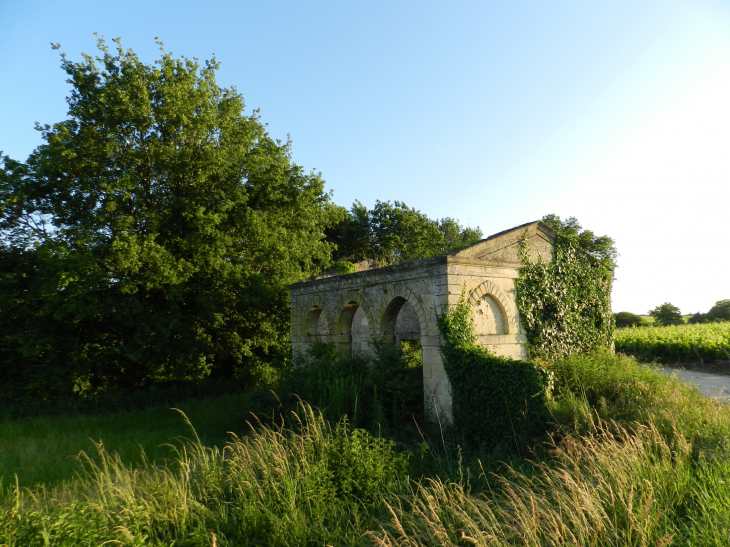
(614, 311), (647, 328)
(437, 294), (551, 448)
(327, 200), (482, 266)
(615, 322), (730, 363)
(334, 261), (357, 274)
(549, 351), (683, 424)
(0, 38), (343, 401)
(649, 302), (684, 326)
(689, 299), (730, 324)
(289, 339), (423, 432)
(688, 313), (706, 324)
(540, 214), (617, 269)
(0, 376), (256, 422)
(436, 217), (484, 253)
(327, 418), (410, 505)
(708, 299), (730, 322)
(515, 232), (615, 360)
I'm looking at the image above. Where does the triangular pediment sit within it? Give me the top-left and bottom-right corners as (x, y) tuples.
(450, 221), (556, 264)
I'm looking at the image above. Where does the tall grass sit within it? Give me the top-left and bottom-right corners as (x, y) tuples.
(373, 421), (692, 546)
(372, 352), (730, 546)
(0, 403), (409, 546)
(3, 351), (730, 545)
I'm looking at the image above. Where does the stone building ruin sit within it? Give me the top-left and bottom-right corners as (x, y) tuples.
(288, 221), (556, 420)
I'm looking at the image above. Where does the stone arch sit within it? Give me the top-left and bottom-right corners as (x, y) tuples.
(298, 296), (332, 340)
(332, 289), (376, 335)
(468, 280), (517, 335)
(379, 285), (429, 339)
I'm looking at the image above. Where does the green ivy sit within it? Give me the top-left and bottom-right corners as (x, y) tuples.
(515, 234), (615, 360)
(437, 294), (551, 448)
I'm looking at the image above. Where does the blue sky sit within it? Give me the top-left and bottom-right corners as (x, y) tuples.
(2, 0), (729, 314)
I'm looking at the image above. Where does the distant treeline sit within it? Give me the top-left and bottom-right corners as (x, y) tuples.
(615, 300), (730, 328)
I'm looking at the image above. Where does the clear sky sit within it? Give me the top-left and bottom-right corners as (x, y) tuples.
(2, 0), (728, 315)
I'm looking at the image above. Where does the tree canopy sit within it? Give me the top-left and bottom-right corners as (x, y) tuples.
(540, 214), (617, 269)
(0, 39), (342, 401)
(327, 200), (482, 266)
(689, 299), (730, 324)
(648, 303), (684, 327)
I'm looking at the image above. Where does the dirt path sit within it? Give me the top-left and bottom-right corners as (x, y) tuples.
(657, 367), (730, 402)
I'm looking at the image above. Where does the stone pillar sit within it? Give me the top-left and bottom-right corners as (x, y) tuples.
(421, 340), (452, 423)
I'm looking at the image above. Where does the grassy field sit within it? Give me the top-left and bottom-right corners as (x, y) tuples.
(615, 321), (730, 363)
(3, 352), (730, 545)
(0, 391), (281, 488)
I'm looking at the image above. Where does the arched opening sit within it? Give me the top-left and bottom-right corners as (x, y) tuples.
(380, 296), (424, 418)
(304, 305), (328, 341)
(351, 306), (372, 354)
(381, 297), (421, 345)
(473, 294), (507, 335)
(334, 301), (366, 354)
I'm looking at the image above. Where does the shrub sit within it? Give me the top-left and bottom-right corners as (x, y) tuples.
(689, 312), (708, 324)
(334, 261), (357, 274)
(549, 351), (679, 424)
(327, 418), (409, 505)
(689, 300), (730, 324)
(614, 311), (646, 328)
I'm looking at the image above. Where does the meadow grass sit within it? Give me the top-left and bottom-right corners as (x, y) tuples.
(2, 351), (730, 545)
(0, 391), (278, 488)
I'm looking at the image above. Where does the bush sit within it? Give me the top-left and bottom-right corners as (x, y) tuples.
(614, 311), (646, 328)
(437, 294), (551, 448)
(334, 261), (357, 274)
(549, 351), (676, 423)
(689, 312), (708, 324)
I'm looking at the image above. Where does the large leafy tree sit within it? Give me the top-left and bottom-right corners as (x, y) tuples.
(649, 303), (684, 327)
(0, 38), (342, 400)
(328, 200), (482, 266)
